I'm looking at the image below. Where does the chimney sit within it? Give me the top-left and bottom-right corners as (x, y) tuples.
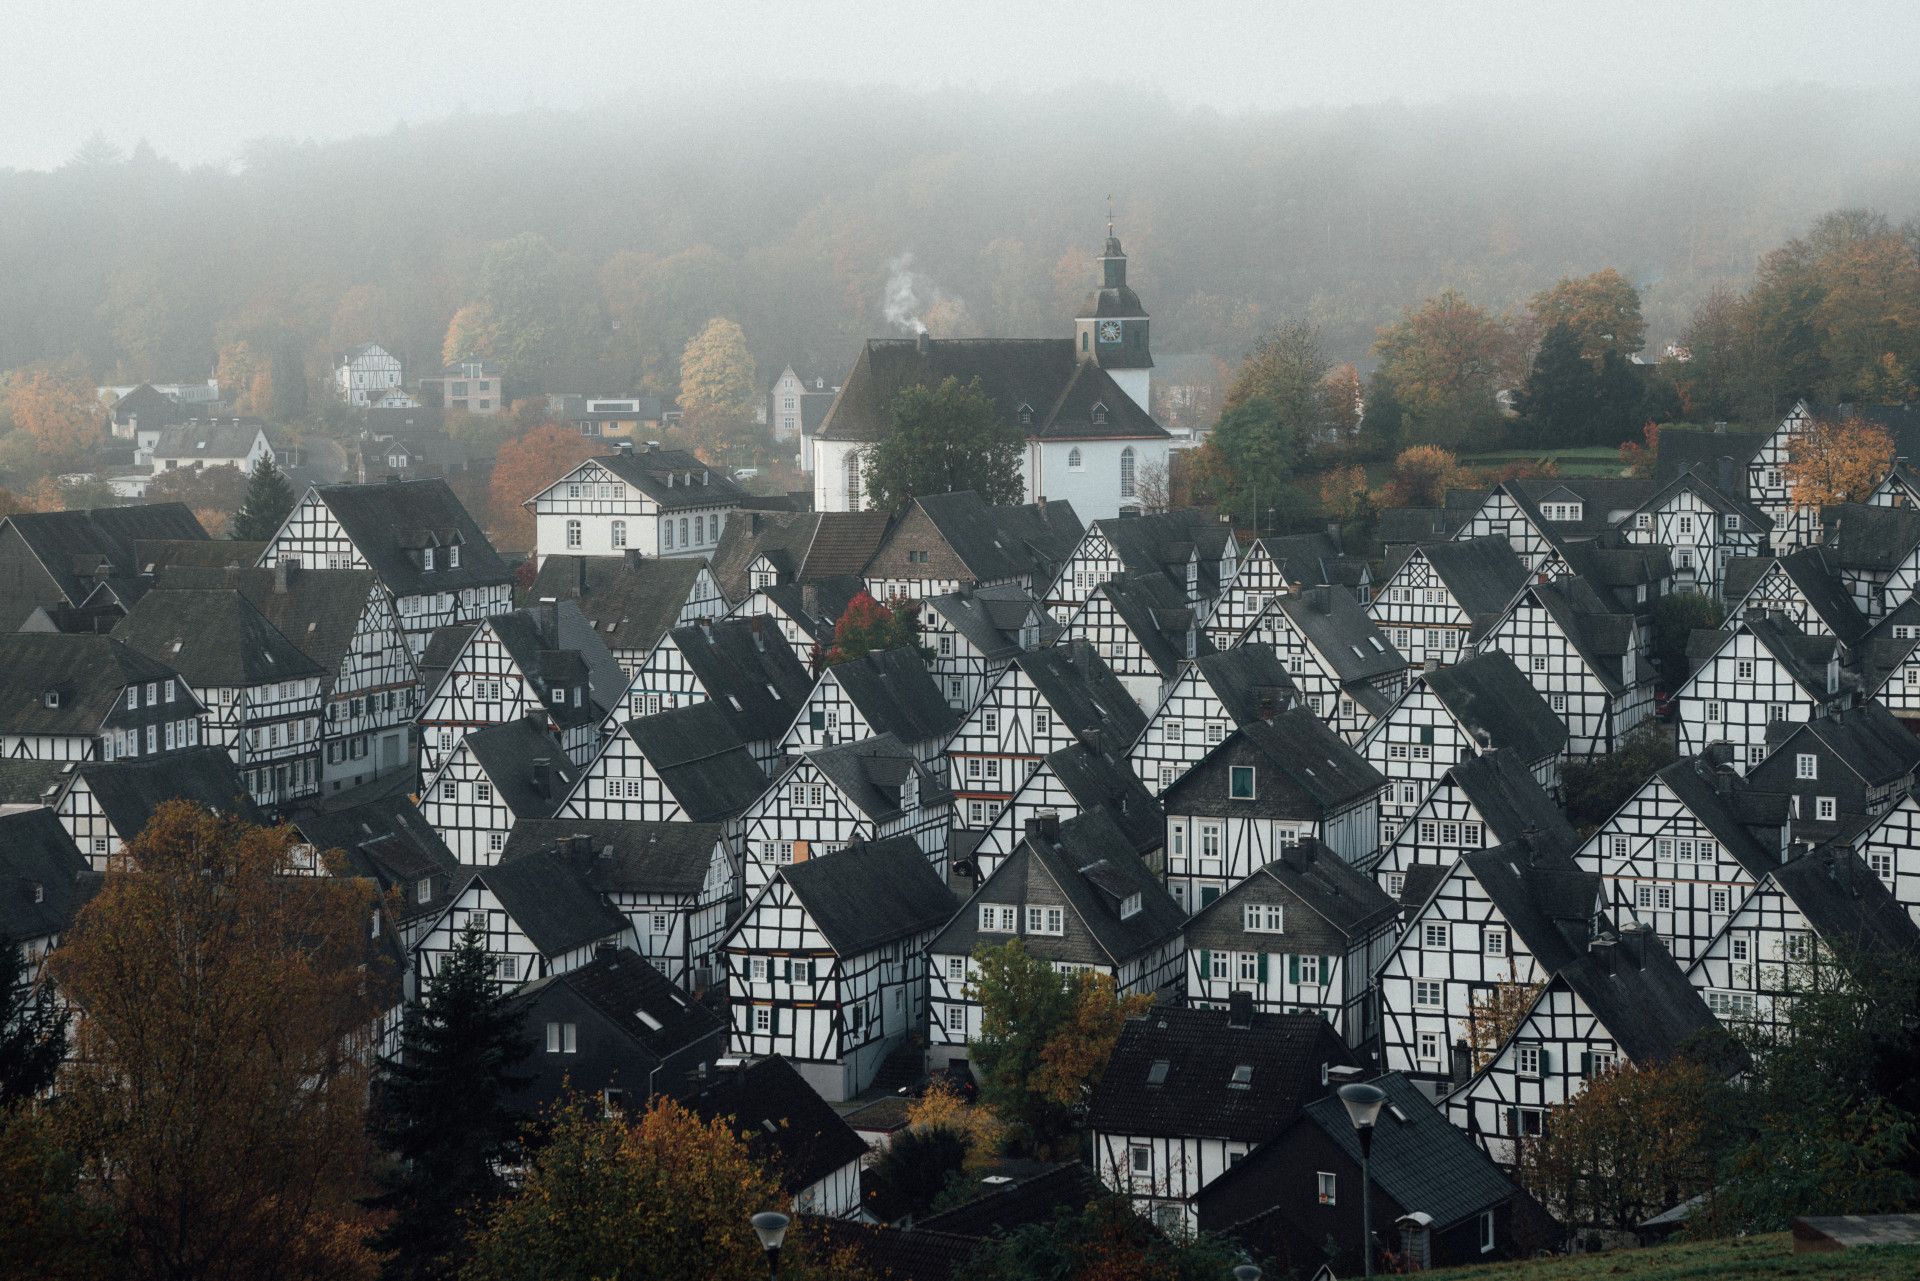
(916, 330), (931, 357)
(801, 583), (819, 619)
(749, 615), (765, 651)
(617, 441), (633, 455)
(1618, 923), (1650, 970)
(645, 440), (661, 453)
(530, 756), (552, 800)
(624, 547), (643, 569)
(1024, 811), (1061, 841)
(1588, 934), (1618, 973)
(1080, 727), (1102, 756)
(1325, 1064), (1366, 1087)
(273, 559), (291, 593)
(595, 940), (619, 961)
(569, 833), (592, 859)
(1226, 989), (1255, 1030)
(574, 556), (589, 596)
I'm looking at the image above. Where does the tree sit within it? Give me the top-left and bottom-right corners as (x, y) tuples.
(1318, 464), (1370, 524)
(1372, 291), (1522, 448)
(216, 340), (273, 416)
(825, 591), (923, 667)
(441, 303), (499, 368)
(1562, 723), (1679, 832)
(0, 1108), (122, 1280)
(904, 1078), (1004, 1171)
(147, 464), (251, 537)
(970, 941), (1150, 1151)
(0, 943), (65, 1107)
(865, 1126), (972, 1220)
(1528, 268), (1646, 363)
(1134, 457), (1171, 515)
(1617, 420), (1660, 478)
(470, 233), (597, 391)
(1516, 322), (1596, 445)
(230, 457), (296, 541)
(486, 424), (607, 553)
(366, 927), (532, 1281)
(1674, 287), (1748, 420)
(957, 1194), (1243, 1280)
(48, 802), (389, 1281)
(1651, 591), (1725, 686)
(5, 366), (103, 462)
(1321, 361), (1364, 444)
(678, 317), (757, 424)
(864, 376), (1025, 510)
(1223, 320), (1332, 441)
(1202, 395), (1300, 526)
(1462, 979), (1544, 1073)
(460, 1097), (859, 1281)
(1786, 414), (1897, 509)
(1376, 445), (1468, 509)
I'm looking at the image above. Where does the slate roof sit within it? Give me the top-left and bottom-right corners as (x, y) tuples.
(0, 503), (207, 609)
(1192, 708), (1387, 815)
(1764, 703), (1920, 788)
(285, 792), (459, 923)
(1086, 1005), (1352, 1143)
(926, 583), (1060, 660)
(1192, 642), (1298, 727)
(1411, 537), (1531, 638)
(110, 383), (187, 428)
(1192, 839), (1398, 941)
(1458, 844), (1599, 973)
(1421, 651), (1569, 765)
(1723, 548), (1871, 646)
(513, 945), (724, 1061)
(1524, 576), (1640, 695)
(826, 646), (961, 745)
(1447, 750), (1579, 853)
(1504, 477), (1658, 541)
(1819, 502), (1920, 573)
(1043, 740), (1164, 857)
(590, 447), (748, 511)
(153, 564), (385, 686)
(307, 479), (510, 596)
(1089, 573), (1207, 677)
(916, 1163), (1102, 1238)
(113, 588), (323, 689)
(501, 819), (725, 897)
(132, 537), (268, 575)
(1855, 604), (1920, 701)
(1654, 758), (1787, 880)
(804, 734), (950, 824)
(1267, 586), (1406, 685)
(1088, 508), (1234, 596)
(530, 555), (711, 655)
(461, 849), (629, 956)
(1556, 536), (1673, 619)
(0, 807), (90, 944)
(1258, 530), (1372, 592)
(1771, 849), (1920, 962)
(1653, 428), (1769, 489)
(769, 835), (954, 956)
(1555, 925), (1738, 1070)
(73, 747), (264, 838)
(460, 717), (580, 819)
(622, 703), (769, 821)
(800, 1218), (975, 1281)
(709, 510), (895, 602)
(749, 575), (868, 649)
(669, 617), (814, 744)
(1014, 639), (1148, 748)
(683, 1056), (868, 1192)
(1632, 467), (1773, 533)
(483, 602), (626, 726)
(1376, 506), (1470, 551)
(1686, 614), (1837, 700)
(817, 338), (1169, 443)
(903, 491), (1085, 588)
(0, 634), (200, 737)
(150, 421), (265, 461)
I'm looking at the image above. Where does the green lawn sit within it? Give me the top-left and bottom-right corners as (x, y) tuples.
(1459, 446), (1626, 478)
(1422, 1233), (1920, 1281)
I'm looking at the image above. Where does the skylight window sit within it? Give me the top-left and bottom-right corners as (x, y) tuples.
(1146, 1059), (1170, 1086)
(1369, 638), (1385, 652)
(634, 1010), (663, 1032)
(727, 695), (743, 711)
(1229, 1064), (1253, 1089)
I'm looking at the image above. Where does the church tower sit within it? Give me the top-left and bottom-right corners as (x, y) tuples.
(1074, 222), (1152, 413)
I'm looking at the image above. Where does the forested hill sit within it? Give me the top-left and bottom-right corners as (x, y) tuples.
(5, 82), (1919, 394)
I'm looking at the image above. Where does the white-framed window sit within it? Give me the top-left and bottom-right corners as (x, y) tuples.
(1130, 1144), (1153, 1176)
(1413, 979), (1442, 1008)
(545, 1021), (578, 1053)
(1796, 753), (1818, 780)
(1416, 1029), (1442, 1064)
(753, 1005), (772, 1033)
(1480, 1209), (1496, 1253)
(1035, 708), (1053, 736)
(978, 904), (1018, 932)
(566, 519), (582, 549)
(1244, 903), (1284, 933)
(1317, 1171), (1337, 1205)
(1422, 922), (1448, 949)
(946, 956), (966, 980)
(1516, 1044), (1542, 1077)
(946, 1004), (967, 1031)
(487, 832), (504, 854)
(1025, 905), (1065, 935)
(1706, 700), (1722, 722)
(1210, 950), (1229, 979)
(1817, 796), (1836, 821)
(1737, 659), (1755, 681)
(1237, 951), (1257, 982)
(610, 519), (627, 548)
(1485, 927), (1508, 957)
(1200, 822), (1222, 860)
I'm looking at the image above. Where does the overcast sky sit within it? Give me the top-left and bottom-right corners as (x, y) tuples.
(4, 0), (1918, 171)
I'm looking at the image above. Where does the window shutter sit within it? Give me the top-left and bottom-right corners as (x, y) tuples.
(1505, 1106), (1518, 1136)
(1257, 953), (1269, 983)
(1198, 948), (1210, 977)
(1419, 726), (1434, 745)
(1288, 954), (1300, 984)
(1323, 956), (1335, 986)
(1538, 1048), (1551, 1075)
(781, 959), (791, 980)
(1580, 1051), (1593, 1079)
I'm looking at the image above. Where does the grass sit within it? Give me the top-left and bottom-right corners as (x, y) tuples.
(1421, 1233), (1920, 1281)
(1459, 446), (1626, 478)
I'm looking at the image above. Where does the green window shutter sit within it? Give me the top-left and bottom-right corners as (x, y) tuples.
(1323, 956), (1336, 986)
(1505, 1106), (1518, 1136)
(1288, 954), (1300, 984)
(1579, 1052), (1593, 1079)
(1257, 953), (1269, 983)
(1420, 726), (1434, 745)
(1539, 1049), (1551, 1076)
(1199, 948), (1210, 978)
(781, 959), (791, 980)
(809, 709), (824, 730)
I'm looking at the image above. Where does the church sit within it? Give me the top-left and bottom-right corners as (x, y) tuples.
(812, 226), (1171, 522)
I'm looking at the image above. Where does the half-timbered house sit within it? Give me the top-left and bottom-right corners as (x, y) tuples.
(729, 575), (866, 658)
(777, 645), (960, 773)
(741, 735), (951, 891)
(1450, 478), (1654, 572)
(1851, 789), (1920, 925)
(922, 583), (1061, 713)
(1087, 998), (1355, 1235)
(257, 479), (513, 657)
(1572, 756), (1791, 966)
(963, 738), (1163, 882)
(862, 490), (1084, 603)
(1476, 576), (1651, 756)
(1184, 840), (1398, 1043)
(1746, 703), (1920, 845)
(721, 836), (955, 1101)
(683, 1055), (869, 1217)
(113, 587), (324, 806)
(1161, 708), (1386, 913)
(1259, 529), (1375, 605)
(926, 810), (1186, 1073)
(1556, 536), (1675, 654)
(527, 442), (747, 566)
(0, 502), (208, 630)
(1676, 613), (1847, 770)
(418, 601), (623, 776)
(1128, 642), (1296, 795)
(529, 552), (728, 674)
(1376, 840), (1601, 1101)
(6, 746), (261, 870)
(1619, 468), (1771, 597)
(1748, 401), (1920, 550)
(557, 703), (769, 846)
(0, 634), (204, 763)
(605, 616), (814, 773)
(1721, 548), (1871, 646)
(1820, 501), (1920, 620)
(417, 716), (581, 863)
(948, 639), (1145, 833)
(1446, 923), (1737, 1167)
(286, 792), (460, 946)
(1044, 508), (1238, 622)
(500, 821), (735, 991)
(413, 848), (635, 992)
(1242, 586), (1408, 740)
(1369, 538), (1529, 670)
(1371, 751), (1579, 897)
(1059, 573), (1209, 712)
(0, 807), (91, 975)
(1359, 652), (1568, 849)
(1855, 602), (1920, 723)
(707, 508), (893, 604)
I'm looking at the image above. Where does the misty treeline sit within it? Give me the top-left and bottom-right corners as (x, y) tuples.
(4, 84), (1920, 406)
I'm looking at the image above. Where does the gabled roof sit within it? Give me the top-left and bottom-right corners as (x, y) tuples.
(1376, 506), (1470, 550)
(285, 791), (458, 921)
(460, 849), (629, 956)
(1186, 708), (1386, 814)
(1412, 537), (1531, 637)
(1, 503), (207, 608)
(1086, 1005), (1351, 1142)
(114, 588), (323, 689)
(1521, 576), (1639, 694)
(1653, 428), (1769, 488)
(1504, 476), (1657, 540)
(1458, 843), (1599, 974)
(1087, 509), (1234, 596)
(1723, 548), (1870, 646)
(817, 338), (1168, 443)
(1769, 849), (1920, 962)
(530, 555), (711, 655)
(501, 819), (726, 897)
(1447, 751), (1579, 853)
(1687, 613), (1836, 701)
(0, 634), (200, 736)
(1556, 536), (1673, 616)
(110, 383), (187, 427)
(512, 945), (723, 1061)
(1191, 642), (1298, 728)
(1421, 651), (1569, 765)
(916, 1163), (1102, 1238)
(682, 1056), (868, 1191)
(1012, 639), (1147, 748)
(668, 618), (814, 744)
(460, 717), (580, 819)
(708, 509), (893, 602)
(1192, 839), (1398, 941)
(72, 747), (264, 839)
(750, 576), (868, 650)
(1265, 587), (1405, 685)
(151, 421), (266, 460)
(1554, 926), (1737, 1069)
(1655, 759), (1789, 879)
(926, 583), (1059, 660)
(587, 447), (748, 511)
(484, 602), (627, 726)
(1856, 602), (1920, 700)
(154, 564), (385, 683)
(825, 646), (961, 745)
(804, 734), (950, 824)
(1818, 502), (1920, 573)
(623, 702), (769, 821)
(903, 491), (1085, 588)
(1088, 573), (1207, 677)
(769, 835), (954, 956)
(1257, 530), (1372, 591)
(306, 479), (509, 597)
(1043, 740), (1164, 857)
(0, 807), (90, 944)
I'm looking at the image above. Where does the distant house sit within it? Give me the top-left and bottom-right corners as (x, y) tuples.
(4, 746), (260, 871)
(0, 807), (94, 970)
(333, 343), (405, 407)
(1370, 750), (1577, 897)
(1059, 573), (1210, 713)
(146, 420), (274, 476)
(862, 491), (1084, 604)
(1044, 508), (1238, 623)
(0, 503), (207, 630)
(739, 734), (951, 892)
(1128, 642), (1296, 795)
(1620, 469), (1772, 598)
(419, 360), (503, 416)
(1675, 613), (1847, 771)
(777, 645), (960, 775)
(1477, 575), (1653, 757)
(417, 717), (581, 863)
(1240, 586), (1408, 741)
(413, 848), (634, 992)
(1368, 538), (1530, 670)
(682, 1056), (868, 1217)
(1722, 548), (1871, 645)
(605, 616), (814, 773)
(1205, 532), (1372, 647)
(768, 364), (838, 449)
(963, 738), (1162, 882)
(921, 583), (1061, 715)
(529, 554), (728, 675)
(1819, 501), (1920, 620)
(1745, 703), (1920, 845)
(0, 633), (206, 764)
(527, 443), (747, 566)
(106, 383), (187, 441)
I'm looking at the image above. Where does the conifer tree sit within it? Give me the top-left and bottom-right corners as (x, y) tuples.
(0, 942), (65, 1107)
(367, 927), (532, 1281)
(230, 457), (296, 541)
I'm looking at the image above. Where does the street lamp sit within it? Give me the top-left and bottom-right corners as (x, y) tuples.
(750, 1210), (790, 1280)
(1232, 1265), (1263, 1281)
(1337, 1081), (1387, 1279)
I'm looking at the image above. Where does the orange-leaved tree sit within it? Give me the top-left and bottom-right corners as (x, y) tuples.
(825, 590), (923, 667)
(1377, 444), (1470, 508)
(1618, 419), (1661, 477)
(486, 423), (608, 553)
(1319, 464), (1371, 523)
(49, 801), (393, 1281)
(5, 366), (104, 462)
(1786, 414), (1896, 509)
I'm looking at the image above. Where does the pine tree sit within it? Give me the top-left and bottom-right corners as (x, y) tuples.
(366, 927), (533, 1281)
(230, 457), (296, 541)
(0, 942), (65, 1107)
(1517, 321), (1596, 447)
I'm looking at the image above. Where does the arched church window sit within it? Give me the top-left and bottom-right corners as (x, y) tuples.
(1068, 448), (1083, 471)
(1119, 447), (1136, 498)
(845, 451), (863, 510)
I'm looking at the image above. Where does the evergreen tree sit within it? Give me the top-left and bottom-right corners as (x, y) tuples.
(230, 457), (296, 541)
(366, 927), (533, 1281)
(1517, 321), (1595, 446)
(0, 942), (65, 1107)
(1592, 350), (1649, 446)
(864, 376), (1025, 510)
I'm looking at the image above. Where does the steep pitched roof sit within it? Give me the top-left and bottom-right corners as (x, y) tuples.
(530, 555), (711, 655)
(905, 491), (1085, 588)
(825, 646), (961, 744)
(1192, 642), (1298, 727)
(1089, 509), (1233, 595)
(804, 734), (950, 824)
(1222, 708), (1388, 813)
(1416, 537), (1531, 637)
(1770, 849), (1920, 962)
(1192, 839), (1398, 941)
(464, 849), (629, 956)
(1268, 587), (1405, 685)
(621, 703), (768, 820)
(1818, 502), (1920, 573)
(1, 503), (207, 606)
(1856, 604), (1920, 701)
(1447, 750), (1579, 853)
(0, 807), (90, 944)
(154, 565), (384, 684)
(1043, 740), (1164, 857)
(1089, 572), (1206, 677)
(513, 945), (723, 1059)
(501, 819), (726, 897)
(925, 583), (1058, 660)
(1421, 651), (1569, 765)
(73, 747), (264, 837)
(1723, 548), (1870, 645)
(485, 602), (627, 725)
(0, 634), (199, 737)
(683, 1056), (868, 1191)
(770, 835), (955, 956)
(461, 717), (580, 819)
(1013, 639), (1147, 747)
(114, 588), (322, 688)
(593, 446), (748, 510)
(1654, 759), (1788, 879)
(1505, 476), (1657, 540)
(1257, 530), (1372, 591)
(1654, 428), (1769, 488)
(1525, 576), (1639, 694)
(669, 618), (814, 744)
(1764, 703), (1920, 788)
(1459, 844), (1599, 973)
(751, 576), (868, 649)
(150, 421), (265, 461)
(1688, 614), (1837, 700)
(286, 791), (459, 922)
(707, 509), (821, 601)
(1555, 926), (1737, 1069)
(308, 479), (509, 596)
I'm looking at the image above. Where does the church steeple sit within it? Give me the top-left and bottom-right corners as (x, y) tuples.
(1101, 220), (1127, 288)
(1075, 214), (1152, 412)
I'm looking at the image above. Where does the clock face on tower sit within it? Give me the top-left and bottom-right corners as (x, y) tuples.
(1097, 320), (1122, 345)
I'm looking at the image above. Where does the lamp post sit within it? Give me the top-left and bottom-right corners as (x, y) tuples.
(750, 1210), (790, 1280)
(1337, 1081), (1387, 1279)
(1232, 1265), (1263, 1281)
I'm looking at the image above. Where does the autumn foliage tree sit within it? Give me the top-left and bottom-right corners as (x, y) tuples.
(1528, 268), (1646, 363)
(1617, 419), (1660, 477)
(1462, 979), (1545, 1073)
(48, 802), (392, 1281)
(1372, 290), (1524, 447)
(5, 366), (104, 463)
(1376, 444), (1470, 509)
(1785, 414), (1896, 509)
(678, 317), (759, 469)
(486, 423), (608, 553)
(824, 591), (923, 667)
(1318, 464), (1371, 524)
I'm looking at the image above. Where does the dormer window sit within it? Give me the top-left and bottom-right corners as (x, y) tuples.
(422, 547), (434, 571)
(1017, 403), (1034, 426)
(1119, 892), (1142, 920)
(1091, 402), (1108, 426)
(43, 690), (59, 709)
(449, 544), (460, 568)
